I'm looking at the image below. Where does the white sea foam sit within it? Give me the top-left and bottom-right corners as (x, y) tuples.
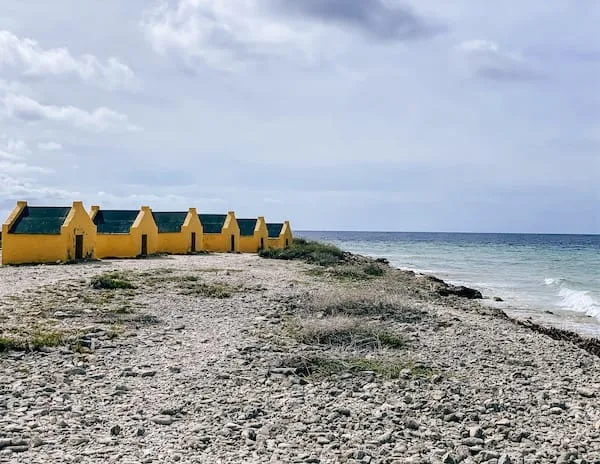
(557, 287), (600, 319)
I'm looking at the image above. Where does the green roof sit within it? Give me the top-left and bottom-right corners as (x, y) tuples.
(93, 210), (139, 234)
(198, 214), (226, 234)
(267, 223), (284, 238)
(9, 206), (70, 234)
(238, 219), (258, 237)
(152, 212), (188, 234)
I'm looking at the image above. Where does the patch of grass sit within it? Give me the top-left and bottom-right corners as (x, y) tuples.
(363, 263), (385, 277)
(180, 282), (235, 299)
(283, 356), (435, 379)
(0, 329), (66, 352)
(259, 238), (346, 267)
(90, 272), (136, 290)
(314, 293), (427, 323)
(109, 304), (134, 314)
(290, 317), (405, 349)
(130, 314), (161, 324)
(306, 263), (386, 281)
(107, 323), (124, 339)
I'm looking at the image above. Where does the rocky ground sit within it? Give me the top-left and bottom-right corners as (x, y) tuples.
(1, 252), (600, 463)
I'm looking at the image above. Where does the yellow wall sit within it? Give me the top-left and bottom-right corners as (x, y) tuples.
(92, 206), (159, 259)
(267, 221), (294, 250)
(156, 208), (204, 254)
(63, 201), (97, 261)
(202, 211), (240, 252)
(1, 201), (97, 265)
(2, 202), (293, 264)
(239, 216), (268, 253)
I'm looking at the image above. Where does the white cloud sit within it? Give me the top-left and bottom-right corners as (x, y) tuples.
(1, 93), (141, 132)
(38, 141), (63, 151)
(0, 160), (52, 174)
(142, 0), (319, 71)
(0, 137), (30, 155)
(0, 174), (76, 202)
(0, 30), (136, 90)
(456, 39), (538, 81)
(0, 136), (53, 175)
(142, 0), (441, 72)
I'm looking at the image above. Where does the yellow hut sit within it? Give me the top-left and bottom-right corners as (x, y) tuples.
(91, 206), (158, 258)
(153, 208), (203, 254)
(1, 201), (96, 265)
(267, 221), (293, 249)
(238, 216), (268, 253)
(198, 211), (240, 252)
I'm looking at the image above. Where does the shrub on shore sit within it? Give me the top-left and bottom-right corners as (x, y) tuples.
(310, 290), (428, 323)
(290, 316), (405, 349)
(0, 329), (65, 352)
(259, 238), (346, 266)
(281, 356), (434, 379)
(179, 281), (235, 298)
(90, 272), (136, 290)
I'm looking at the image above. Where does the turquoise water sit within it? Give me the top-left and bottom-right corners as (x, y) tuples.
(298, 232), (600, 336)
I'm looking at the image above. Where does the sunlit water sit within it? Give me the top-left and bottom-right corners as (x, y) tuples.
(298, 231), (600, 338)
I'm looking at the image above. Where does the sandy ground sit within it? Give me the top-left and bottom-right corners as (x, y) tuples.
(1, 253), (600, 463)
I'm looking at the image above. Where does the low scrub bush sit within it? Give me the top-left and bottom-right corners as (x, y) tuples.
(90, 272), (136, 290)
(259, 239), (346, 266)
(180, 282), (235, 299)
(282, 356), (434, 379)
(290, 317), (405, 349)
(312, 291), (428, 323)
(0, 329), (65, 352)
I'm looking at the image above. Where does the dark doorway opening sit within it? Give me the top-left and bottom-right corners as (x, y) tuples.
(191, 232), (197, 252)
(75, 234), (84, 260)
(230, 234), (235, 252)
(141, 234), (148, 256)
(260, 237), (264, 250)
(285, 239), (289, 247)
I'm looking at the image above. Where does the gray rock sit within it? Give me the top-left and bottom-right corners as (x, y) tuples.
(151, 415), (174, 425)
(406, 419), (420, 430)
(498, 455), (512, 464)
(461, 437), (484, 447)
(469, 426), (484, 439)
(577, 387), (595, 398)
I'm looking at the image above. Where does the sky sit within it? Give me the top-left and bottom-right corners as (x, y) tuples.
(0, 0), (598, 233)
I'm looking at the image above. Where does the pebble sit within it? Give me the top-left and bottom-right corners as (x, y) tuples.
(0, 254), (599, 463)
(151, 415), (174, 425)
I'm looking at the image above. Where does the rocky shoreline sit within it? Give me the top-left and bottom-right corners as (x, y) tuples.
(1, 251), (600, 463)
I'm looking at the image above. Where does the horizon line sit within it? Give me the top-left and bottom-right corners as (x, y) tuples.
(296, 230), (600, 236)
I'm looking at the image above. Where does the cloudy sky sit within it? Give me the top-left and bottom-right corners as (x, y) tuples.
(0, 1), (598, 233)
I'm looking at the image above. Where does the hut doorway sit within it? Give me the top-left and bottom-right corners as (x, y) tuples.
(75, 234), (84, 260)
(191, 232), (197, 252)
(260, 237), (264, 250)
(141, 234), (148, 256)
(230, 235), (235, 252)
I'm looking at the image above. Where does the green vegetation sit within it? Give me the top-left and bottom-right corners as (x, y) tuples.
(313, 264), (386, 281)
(259, 238), (346, 267)
(0, 329), (66, 352)
(363, 263), (385, 277)
(311, 292), (427, 323)
(90, 272), (136, 290)
(290, 317), (405, 349)
(286, 356), (434, 379)
(180, 281), (236, 298)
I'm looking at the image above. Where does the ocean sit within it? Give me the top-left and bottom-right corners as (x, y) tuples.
(298, 231), (600, 338)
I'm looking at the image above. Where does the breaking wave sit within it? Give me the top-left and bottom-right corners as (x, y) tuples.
(545, 277), (600, 319)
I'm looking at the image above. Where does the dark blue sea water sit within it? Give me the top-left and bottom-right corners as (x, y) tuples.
(298, 231), (600, 336)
